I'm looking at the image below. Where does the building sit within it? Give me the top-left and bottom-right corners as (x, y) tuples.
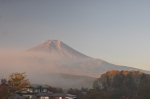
(36, 93), (76, 99)
(17, 84), (49, 99)
(17, 84), (76, 99)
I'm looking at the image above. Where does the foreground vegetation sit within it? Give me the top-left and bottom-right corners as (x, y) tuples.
(0, 72), (30, 99)
(86, 70), (150, 99)
(1, 70), (150, 99)
(49, 70), (150, 99)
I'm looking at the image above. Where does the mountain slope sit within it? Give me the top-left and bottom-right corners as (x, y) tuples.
(26, 40), (150, 77)
(27, 40), (90, 59)
(1, 40), (149, 88)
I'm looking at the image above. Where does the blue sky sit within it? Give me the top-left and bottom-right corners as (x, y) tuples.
(0, 0), (150, 70)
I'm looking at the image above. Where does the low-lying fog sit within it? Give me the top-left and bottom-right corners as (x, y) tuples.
(0, 49), (95, 88)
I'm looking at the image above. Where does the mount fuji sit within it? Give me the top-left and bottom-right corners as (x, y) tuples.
(27, 40), (150, 77)
(1, 40), (149, 88)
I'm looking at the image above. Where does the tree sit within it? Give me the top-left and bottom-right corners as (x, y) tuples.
(112, 74), (122, 88)
(137, 79), (150, 99)
(92, 70), (149, 99)
(83, 89), (109, 99)
(0, 79), (10, 99)
(110, 89), (126, 99)
(67, 88), (89, 99)
(93, 79), (102, 90)
(0, 72), (30, 99)
(48, 85), (63, 93)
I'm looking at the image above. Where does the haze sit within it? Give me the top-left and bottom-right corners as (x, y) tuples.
(0, 49), (96, 88)
(0, 0), (150, 71)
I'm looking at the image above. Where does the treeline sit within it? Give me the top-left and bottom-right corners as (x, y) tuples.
(47, 70), (150, 99)
(85, 70), (150, 99)
(47, 86), (89, 99)
(1, 70), (150, 99)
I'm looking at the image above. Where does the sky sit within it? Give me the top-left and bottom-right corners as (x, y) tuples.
(0, 0), (150, 71)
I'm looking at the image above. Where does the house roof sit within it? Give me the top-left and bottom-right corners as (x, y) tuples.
(27, 84), (49, 88)
(48, 93), (69, 97)
(36, 92), (52, 96)
(67, 94), (76, 97)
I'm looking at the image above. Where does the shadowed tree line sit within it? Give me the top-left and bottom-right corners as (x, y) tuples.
(85, 70), (150, 99)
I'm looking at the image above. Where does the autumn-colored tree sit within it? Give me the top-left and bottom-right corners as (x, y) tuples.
(0, 72), (30, 99)
(0, 79), (10, 99)
(92, 70), (150, 99)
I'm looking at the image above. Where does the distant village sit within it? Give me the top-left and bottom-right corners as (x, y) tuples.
(16, 84), (77, 99)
